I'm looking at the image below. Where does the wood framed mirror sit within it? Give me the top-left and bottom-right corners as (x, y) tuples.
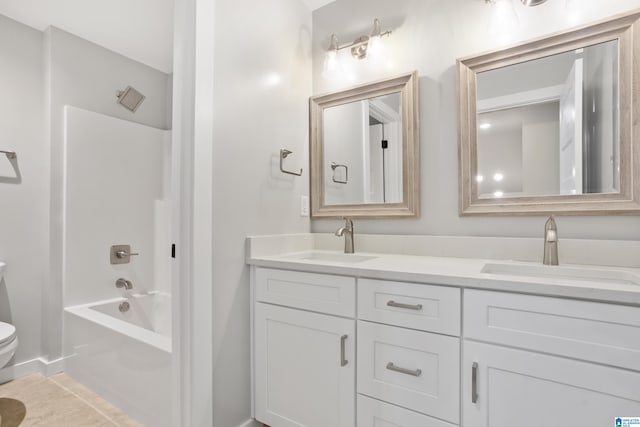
(310, 72), (419, 218)
(457, 10), (640, 216)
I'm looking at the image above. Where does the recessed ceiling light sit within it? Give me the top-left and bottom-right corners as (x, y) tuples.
(493, 173), (504, 182)
(480, 123), (492, 130)
(494, 191), (504, 198)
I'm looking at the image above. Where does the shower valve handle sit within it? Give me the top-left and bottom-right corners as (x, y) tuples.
(110, 245), (139, 265)
(116, 250), (139, 259)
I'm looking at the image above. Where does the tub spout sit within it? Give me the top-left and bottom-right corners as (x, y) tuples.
(115, 278), (133, 290)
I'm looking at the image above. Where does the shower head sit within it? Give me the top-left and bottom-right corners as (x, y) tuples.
(116, 86), (146, 113)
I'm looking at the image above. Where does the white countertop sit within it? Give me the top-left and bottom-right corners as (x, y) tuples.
(247, 249), (640, 306)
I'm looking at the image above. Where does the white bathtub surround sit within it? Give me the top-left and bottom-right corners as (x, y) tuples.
(63, 106), (172, 306)
(64, 292), (172, 427)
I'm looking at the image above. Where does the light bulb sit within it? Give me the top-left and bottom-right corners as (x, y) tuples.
(368, 18), (384, 58)
(322, 34), (341, 79)
(368, 35), (384, 58)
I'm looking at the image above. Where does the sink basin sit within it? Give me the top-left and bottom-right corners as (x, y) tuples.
(284, 252), (378, 264)
(481, 262), (640, 286)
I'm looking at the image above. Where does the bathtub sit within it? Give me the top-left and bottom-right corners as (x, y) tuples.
(64, 292), (172, 427)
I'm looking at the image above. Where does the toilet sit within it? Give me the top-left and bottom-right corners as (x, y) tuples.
(0, 322), (18, 369)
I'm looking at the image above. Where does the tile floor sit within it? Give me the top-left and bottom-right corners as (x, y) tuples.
(0, 373), (142, 426)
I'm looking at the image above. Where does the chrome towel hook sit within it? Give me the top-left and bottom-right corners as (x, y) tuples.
(280, 149), (302, 176)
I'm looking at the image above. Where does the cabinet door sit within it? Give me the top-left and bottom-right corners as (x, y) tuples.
(463, 341), (640, 427)
(255, 303), (355, 427)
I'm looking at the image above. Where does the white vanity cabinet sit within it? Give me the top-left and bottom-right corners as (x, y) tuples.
(251, 264), (640, 427)
(462, 290), (640, 427)
(252, 268), (356, 427)
(252, 268), (462, 427)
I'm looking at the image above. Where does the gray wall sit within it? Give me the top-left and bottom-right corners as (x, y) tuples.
(211, 0), (312, 425)
(311, 0), (640, 239)
(0, 14), (45, 365)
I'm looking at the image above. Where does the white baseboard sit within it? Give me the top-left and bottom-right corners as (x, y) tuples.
(0, 356), (66, 383)
(238, 419), (262, 427)
(41, 357), (65, 376)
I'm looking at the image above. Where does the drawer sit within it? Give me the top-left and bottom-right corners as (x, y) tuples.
(358, 278), (460, 336)
(357, 321), (460, 423)
(357, 394), (457, 427)
(255, 267), (355, 317)
(464, 289), (640, 371)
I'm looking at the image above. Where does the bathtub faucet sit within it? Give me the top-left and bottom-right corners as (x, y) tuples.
(115, 278), (133, 290)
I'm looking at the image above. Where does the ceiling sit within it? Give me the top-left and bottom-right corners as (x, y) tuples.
(0, 0), (174, 73)
(0, 0), (337, 73)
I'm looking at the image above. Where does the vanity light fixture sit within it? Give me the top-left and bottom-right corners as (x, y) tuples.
(325, 18), (392, 62)
(494, 191), (504, 197)
(479, 123), (492, 130)
(494, 173), (504, 182)
(476, 175), (484, 182)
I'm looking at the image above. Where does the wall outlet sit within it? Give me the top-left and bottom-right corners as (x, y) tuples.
(300, 195), (309, 217)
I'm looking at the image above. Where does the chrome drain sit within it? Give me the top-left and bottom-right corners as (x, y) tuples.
(119, 301), (130, 313)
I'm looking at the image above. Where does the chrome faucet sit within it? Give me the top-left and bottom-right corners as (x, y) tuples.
(115, 278), (133, 290)
(335, 218), (354, 254)
(543, 215), (559, 266)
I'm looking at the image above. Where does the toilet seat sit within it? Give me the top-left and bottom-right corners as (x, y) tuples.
(0, 322), (16, 346)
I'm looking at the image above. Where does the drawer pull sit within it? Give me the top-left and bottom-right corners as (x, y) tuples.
(340, 335), (348, 367)
(387, 300), (423, 311)
(472, 362), (479, 403)
(386, 362), (422, 377)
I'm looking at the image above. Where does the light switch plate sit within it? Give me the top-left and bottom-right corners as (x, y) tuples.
(300, 195), (309, 217)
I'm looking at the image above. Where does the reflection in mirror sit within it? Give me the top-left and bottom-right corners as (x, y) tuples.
(324, 92), (403, 205)
(457, 10), (640, 215)
(476, 40), (619, 199)
(310, 71), (419, 218)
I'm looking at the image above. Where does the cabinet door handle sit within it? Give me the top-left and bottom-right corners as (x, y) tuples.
(386, 362), (422, 377)
(472, 362), (479, 403)
(340, 335), (348, 367)
(387, 300), (423, 311)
